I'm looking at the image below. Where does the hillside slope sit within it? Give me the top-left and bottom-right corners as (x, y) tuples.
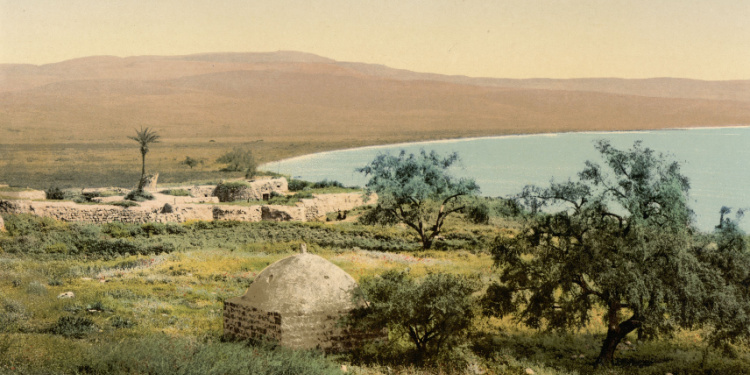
(2, 51), (749, 147)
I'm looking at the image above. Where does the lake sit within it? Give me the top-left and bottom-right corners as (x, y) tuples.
(264, 127), (750, 232)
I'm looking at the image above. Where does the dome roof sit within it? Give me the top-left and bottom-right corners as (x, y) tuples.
(237, 252), (358, 314)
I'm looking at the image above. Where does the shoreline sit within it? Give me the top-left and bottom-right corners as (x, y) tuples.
(260, 124), (750, 169)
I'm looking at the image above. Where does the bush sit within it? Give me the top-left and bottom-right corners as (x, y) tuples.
(142, 222), (167, 237)
(112, 200), (139, 208)
(26, 281), (48, 295)
(351, 270), (479, 362)
(465, 201), (490, 224)
(125, 190), (154, 202)
(288, 179), (311, 192)
(312, 179), (344, 189)
(217, 147), (257, 178)
(50, 316), (96, 338)
(160, 189), (190, 196)
(102, 222), (143, 238)
(110, 315), (136, 329)
(45, 186), (66, 200)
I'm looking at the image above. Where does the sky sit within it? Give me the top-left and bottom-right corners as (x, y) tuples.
(1, 0), (749, 80)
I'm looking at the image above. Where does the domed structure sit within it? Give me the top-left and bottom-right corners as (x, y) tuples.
(224, 245), (373, 351)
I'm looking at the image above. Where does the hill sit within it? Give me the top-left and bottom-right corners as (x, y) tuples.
(0, 51), (749, 188)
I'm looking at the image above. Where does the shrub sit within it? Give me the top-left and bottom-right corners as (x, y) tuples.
(351, 270), (479, 362)
(465, 201), (490, 224)
(142, 222), (167, 237)
(26, 281), (48, 295)
(312, 179), (344, 189)
(50, 316), (96, 338)
(292, 191), (314, 199)
(125, 190), (154, 202)
(102, 222), (142, 238)
(112, 200), (139, 208)
(160, 189), (190, 196)
(287, 179), (311, 192)
(45, 186), (66, 200)
(217, 147), (257, 178)
(110, 315), (136, 329)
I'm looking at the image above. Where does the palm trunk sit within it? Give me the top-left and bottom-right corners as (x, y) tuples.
(138, 152), (146, 191)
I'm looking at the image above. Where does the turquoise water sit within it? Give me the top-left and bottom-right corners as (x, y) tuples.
(266, 127), (750, 232)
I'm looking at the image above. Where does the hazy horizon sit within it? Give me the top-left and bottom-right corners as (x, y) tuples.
(2, 1), (749, 80)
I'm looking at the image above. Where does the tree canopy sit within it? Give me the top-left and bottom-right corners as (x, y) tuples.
(482, 140), (750, 367)
(217, 147), (257, 178)
(357, 149), (479, 249)
(350, 270), (478, 362)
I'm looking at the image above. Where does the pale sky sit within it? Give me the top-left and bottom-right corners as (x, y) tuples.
(1, 0), (749, 79)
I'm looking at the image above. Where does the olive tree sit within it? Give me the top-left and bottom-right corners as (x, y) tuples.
(357, 149), (479, 250)
(481, 140), (747, 367)
(350, 270), (479, 362)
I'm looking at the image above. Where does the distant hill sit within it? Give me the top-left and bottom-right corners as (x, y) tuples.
(1, 51), (749, 146)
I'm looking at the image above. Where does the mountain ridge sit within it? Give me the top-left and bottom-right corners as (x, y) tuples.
(1, 51), (749, 150)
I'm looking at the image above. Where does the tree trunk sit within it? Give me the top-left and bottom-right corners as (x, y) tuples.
(138, 152), (146, 191)
(595, 311), (642, 367)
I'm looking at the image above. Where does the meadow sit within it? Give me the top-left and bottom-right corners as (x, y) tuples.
(1, 211), (748, 375)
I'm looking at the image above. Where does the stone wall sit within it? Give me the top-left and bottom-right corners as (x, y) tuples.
(215, 178), (289, 202)
(224, 301), (282, 342)
(223, 302), (375, 352)
(0, 199), (214, 224)
(0, 192), (375, 225)
(302, 192), (376, 221)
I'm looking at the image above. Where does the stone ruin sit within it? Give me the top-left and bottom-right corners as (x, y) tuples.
(214, 178), (288, 202)
(224, 244), (379, 352)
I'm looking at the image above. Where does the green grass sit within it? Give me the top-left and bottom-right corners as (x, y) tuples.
(1, 213), (748, 374)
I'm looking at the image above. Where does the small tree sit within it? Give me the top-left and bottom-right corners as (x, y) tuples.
(217, 147), (257, 179)
(128, 127), (160, 191)
(180, 156), (202, 169)
(482, 140), (715, 367)
(357, 150), (479, 249)
(351, 270), (478, 362)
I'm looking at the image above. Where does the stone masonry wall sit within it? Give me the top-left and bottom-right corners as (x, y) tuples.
(0, 192), (375, 225)
(223, 302), (379, 352)
(302, 192), (376, 221)
(0, 199), (214, 224)
(223, 300), (282, 342)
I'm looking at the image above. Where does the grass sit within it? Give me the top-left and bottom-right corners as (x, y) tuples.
(0, 213), (748, 374)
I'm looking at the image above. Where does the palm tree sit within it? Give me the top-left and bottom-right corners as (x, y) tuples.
(128, 127), (160, 191)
